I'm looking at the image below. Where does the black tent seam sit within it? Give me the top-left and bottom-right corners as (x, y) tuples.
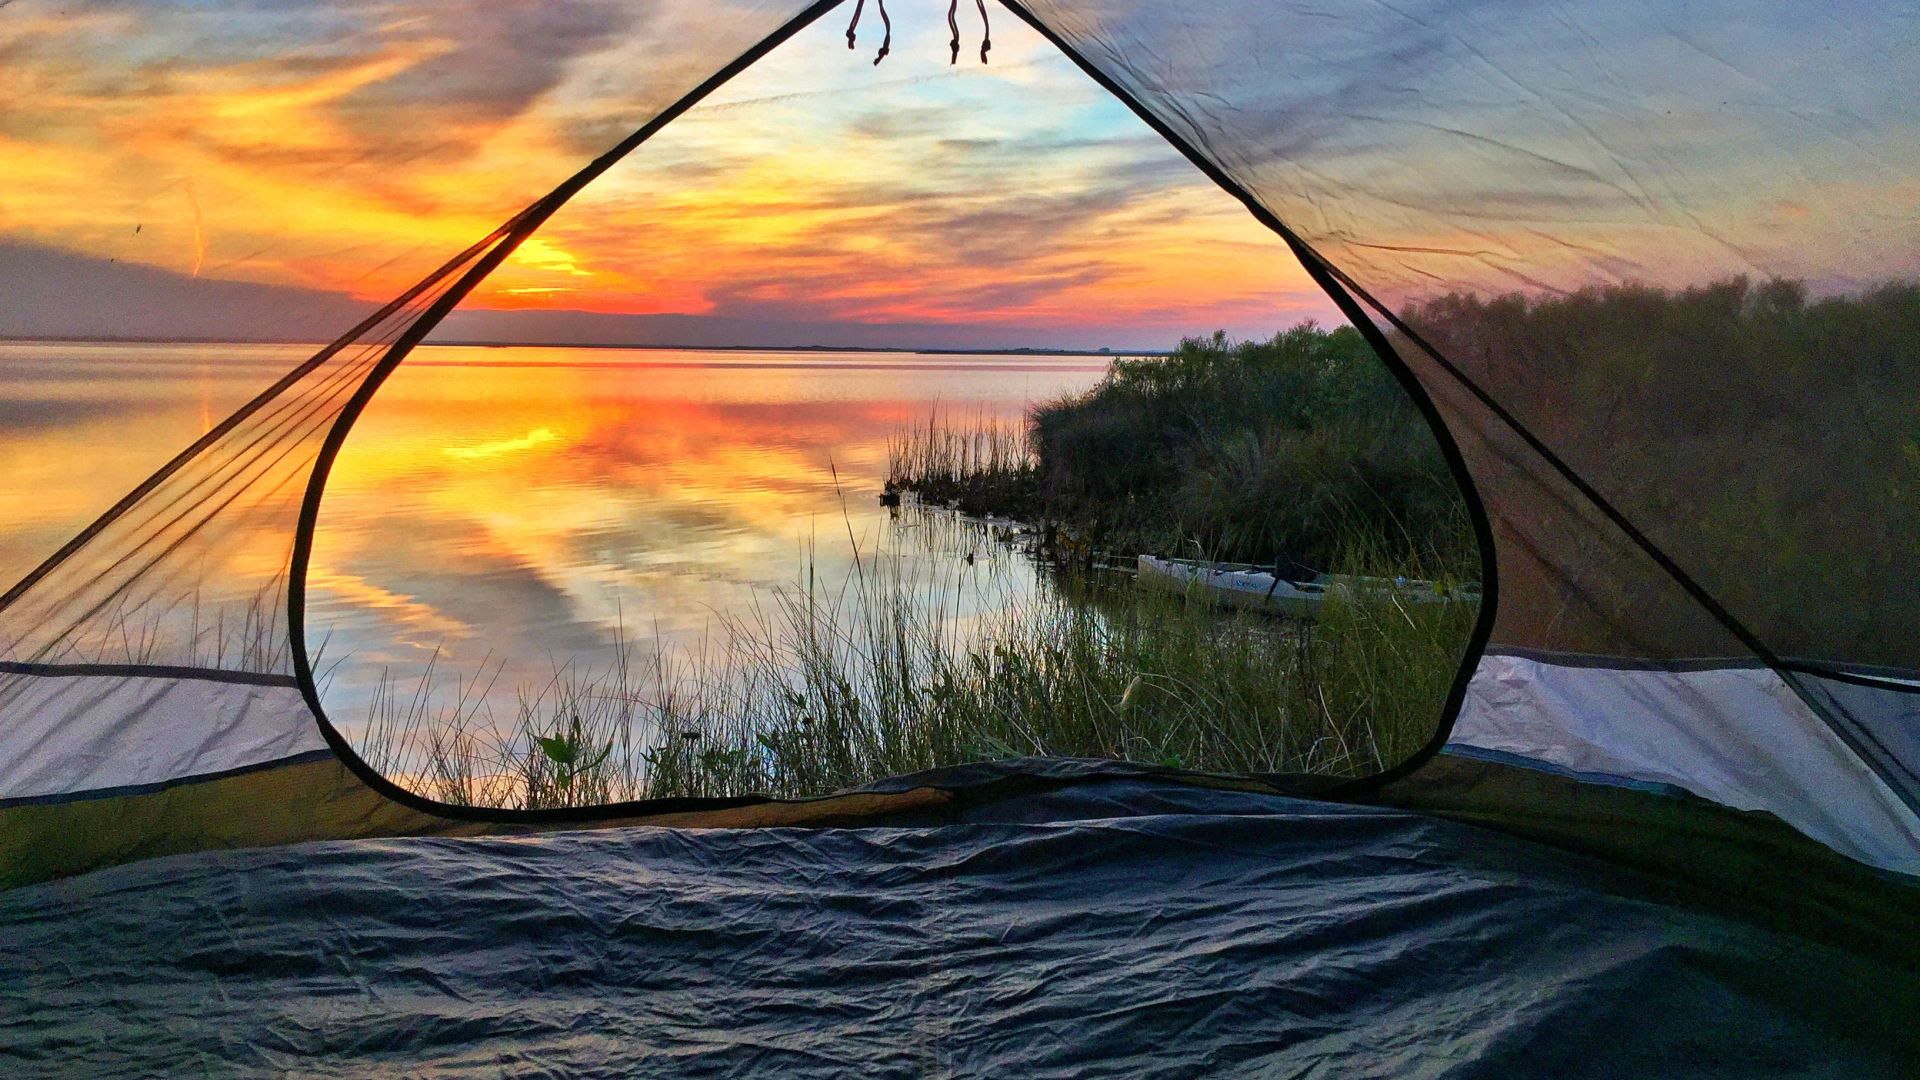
(992, 1), (1920, 818)
(1481, 647), (1769, 673)
(1478, 648), (1920, 683)
(1478, 648), (1913, 683)
(0, 661), (296, 688)
(0, 748), (336, 810)
(0, 222), (519, 614)
(993, 0), (1498, 802)
(1777, 660), (1920, 691)
(284, 1), (857, 827)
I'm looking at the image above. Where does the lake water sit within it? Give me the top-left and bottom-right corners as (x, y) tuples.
(0, 340), (1110, 747)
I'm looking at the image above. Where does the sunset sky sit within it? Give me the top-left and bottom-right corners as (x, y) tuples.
(0, 1), (1334, 350)
(5, 1), (1913, 349)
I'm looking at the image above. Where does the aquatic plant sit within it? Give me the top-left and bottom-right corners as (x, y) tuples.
(352, 520), (1476, 807)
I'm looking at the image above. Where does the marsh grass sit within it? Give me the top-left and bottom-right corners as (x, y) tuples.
(11, 578), (297, 672)
(352, 516), (1477, 808)
(885, 409), (1040, 519)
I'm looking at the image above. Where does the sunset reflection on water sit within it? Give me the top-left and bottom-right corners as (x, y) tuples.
(0, 341), (1108, 741)
(303, 345), (1109, 739)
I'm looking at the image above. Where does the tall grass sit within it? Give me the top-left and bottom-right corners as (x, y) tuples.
(1, 577), (299, 672)
(353, 521), (1477, 808)
(885, 409), (1039, 519)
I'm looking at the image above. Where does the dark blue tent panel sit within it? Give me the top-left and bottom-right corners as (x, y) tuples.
(3, 771), (1916, 1077)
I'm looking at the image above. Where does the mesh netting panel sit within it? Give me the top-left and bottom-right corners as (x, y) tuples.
(1015, 0), (1920, 814)
(1393, 321), (1754, 662)
(0, 232), (508, 674)
(1392, 281), (1920, 670)
(0, 1), (833, 682)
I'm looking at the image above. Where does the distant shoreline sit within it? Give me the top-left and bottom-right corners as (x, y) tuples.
(0, 334), (1166, 359)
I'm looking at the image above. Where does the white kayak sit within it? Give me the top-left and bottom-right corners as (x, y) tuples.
(1136, 555), (1478, 618)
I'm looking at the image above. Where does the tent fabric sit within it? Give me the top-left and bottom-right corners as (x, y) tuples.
(0, 1), (847, 882)
(0, 0), (1916, 902)
(1367, 752), (1920, 974)
(0, 668), (322, 803)
(0, 745), (958, 892)
(1005, 0), (1920, 862)
(1450, 650), (1920, 872)
(3, 769), (1917, 1078)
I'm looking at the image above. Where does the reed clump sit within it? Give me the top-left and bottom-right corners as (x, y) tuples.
(884, 410), (1040, 520)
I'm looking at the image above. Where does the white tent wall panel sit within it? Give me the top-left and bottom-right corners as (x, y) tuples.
(0, 1), (1913, 884)
(1449, 652), (1920, 874)
(0, 673), (325, 803)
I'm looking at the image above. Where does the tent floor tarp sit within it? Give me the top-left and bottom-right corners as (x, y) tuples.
(4, 763), (1916, 1077)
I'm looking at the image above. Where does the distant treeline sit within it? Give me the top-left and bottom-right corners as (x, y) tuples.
(894, 276), (1918, 657)
(1400, 276), (1920, 664)
(1028, 324), (1466, 572)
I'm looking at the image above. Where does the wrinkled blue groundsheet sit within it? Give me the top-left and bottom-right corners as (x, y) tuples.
(3, 777), (1915, 1077)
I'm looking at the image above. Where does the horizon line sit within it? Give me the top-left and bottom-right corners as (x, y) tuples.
(0, 334), (1169, 357)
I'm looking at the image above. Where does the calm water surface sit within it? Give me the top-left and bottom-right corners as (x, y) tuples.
(0, 340), (1109, 740)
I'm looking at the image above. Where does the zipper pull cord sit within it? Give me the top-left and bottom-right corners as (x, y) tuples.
(845, 0), (865, 50)
(872, 0), (892, 65)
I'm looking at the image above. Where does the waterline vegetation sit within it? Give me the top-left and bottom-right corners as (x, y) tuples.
(352, 319), (1484, 808)
(353, 527), (1475, 808)
(889, 323), (1474, 574)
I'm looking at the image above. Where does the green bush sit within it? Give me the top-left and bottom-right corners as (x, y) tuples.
(1028, 324), (1466, 570)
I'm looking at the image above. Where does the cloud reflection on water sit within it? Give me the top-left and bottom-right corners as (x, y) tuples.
(300, 345), (1109, 738)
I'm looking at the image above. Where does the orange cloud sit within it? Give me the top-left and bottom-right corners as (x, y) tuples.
(1, 4), (1329, 345)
